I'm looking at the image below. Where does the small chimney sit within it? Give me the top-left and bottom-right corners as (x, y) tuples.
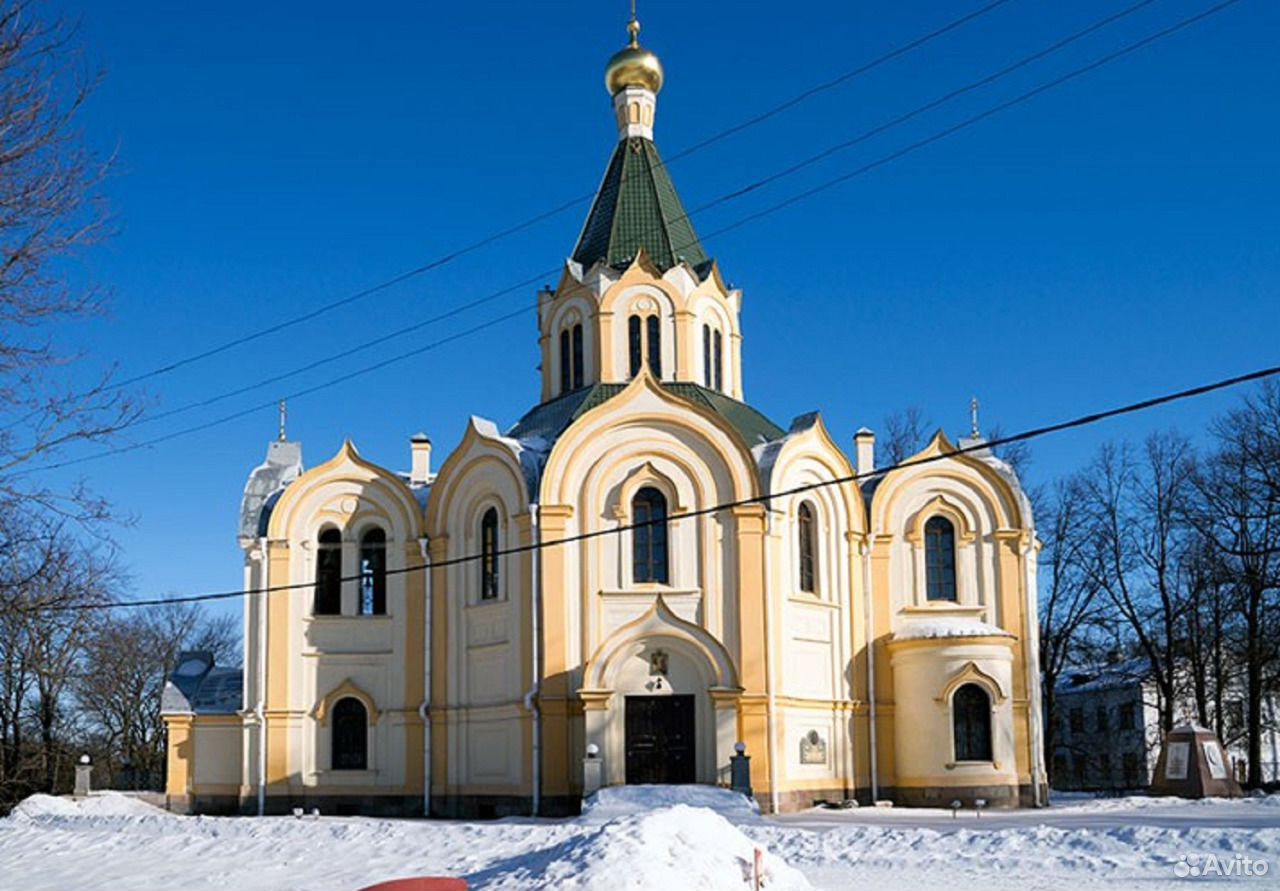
(854, 428), (875, 476)
(410, 433), (432, 485)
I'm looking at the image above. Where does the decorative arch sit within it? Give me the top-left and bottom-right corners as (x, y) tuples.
(424, 417), (530, 534)
(267, 440), (422, 543)
(935, 660), (1007, 707)
(906, 494), (978, 546)
(870, 429), (1024, 536)
(315, 678), (382, 725)
(582, 594), (740, 693)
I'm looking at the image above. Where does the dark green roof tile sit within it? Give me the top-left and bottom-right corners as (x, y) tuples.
(572, 138), (708, 272)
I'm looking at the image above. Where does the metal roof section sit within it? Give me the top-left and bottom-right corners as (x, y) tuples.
(571, 137), (709, 274)
(238, 439), (303, 541)
(161, 651), (244, 716)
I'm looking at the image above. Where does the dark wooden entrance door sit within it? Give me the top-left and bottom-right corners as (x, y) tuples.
(624, 694), (696, 784)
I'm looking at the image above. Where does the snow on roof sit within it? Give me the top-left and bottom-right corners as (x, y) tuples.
(893, 617), (1014, 641)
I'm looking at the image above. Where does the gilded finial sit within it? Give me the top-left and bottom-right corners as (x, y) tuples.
(628, 0), (640, 47)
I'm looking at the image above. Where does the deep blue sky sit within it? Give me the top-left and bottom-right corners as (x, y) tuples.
(35, 0), (1279, 609)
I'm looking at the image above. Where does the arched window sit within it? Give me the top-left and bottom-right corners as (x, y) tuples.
(703, 324), (712, 386)
(315, 528), (342, 615)
(331, 697), (368, 770)
(646, 315), (662, 377)
(628, 315), (643, 377)
(632, 487), (669, 584)
(953, 684), (993, 761)
(480, 507), (500, 600)
(797, 502), (817, 593)
(359, 528), (386, 616)
(559, 328), (571, 393)
(713, 330), (724, 391)
(572, 323), (584, 389)
(925, 516), (957, 601)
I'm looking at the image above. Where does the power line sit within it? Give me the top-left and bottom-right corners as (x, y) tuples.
(95, 0), (1161, 440)
(16, 0), (1017, 412)
(32, 359), (1280, 613)
(24, 0), (1244, 474)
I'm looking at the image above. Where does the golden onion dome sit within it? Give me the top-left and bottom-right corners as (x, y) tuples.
(605, 18), (663, 95)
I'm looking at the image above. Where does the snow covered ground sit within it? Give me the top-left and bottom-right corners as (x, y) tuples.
(2, 788), (1278, 890)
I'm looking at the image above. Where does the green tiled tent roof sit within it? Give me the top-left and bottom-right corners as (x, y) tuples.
(507, 382), (784, 450)
(572, 137), (709, 272)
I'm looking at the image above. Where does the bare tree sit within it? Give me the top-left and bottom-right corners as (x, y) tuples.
(1189, 381), (1280, 787)
(1037, 474), (1103, 779)
(0, 1), (138, 531)
(880, 406), (933, 466)
(1078, 434), (1197, 734)
(76, 603), (236, 789)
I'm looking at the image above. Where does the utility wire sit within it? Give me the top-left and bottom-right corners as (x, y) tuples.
(1, 0), (1016, 427)
(97, 0), (1162, 439)
(24, 0), (1244, 475)
(30, 359), (1280, 613)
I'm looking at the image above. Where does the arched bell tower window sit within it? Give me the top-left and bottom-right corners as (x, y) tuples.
(559, 328), (571, 393)
(646, 315), (662, 377)
(953, 683), (993, 761)
(702, 324), (724, 391)
(480, 507), (500, 600)
(628, 314), (662, 378)
(924, 516), (957, 602)
(359, 528), (386, 616)
(631, 487), (669, 584)
(797, 502), (817, 593)
(559, 324), (585, 393)
(572, 323), (584, 389)
(315, 528), (342, 616)
(713, 330), (723, 391)
(331, 697), (368, 770)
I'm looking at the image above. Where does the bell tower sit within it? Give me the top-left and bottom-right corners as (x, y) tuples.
(537, 12), (745, 403)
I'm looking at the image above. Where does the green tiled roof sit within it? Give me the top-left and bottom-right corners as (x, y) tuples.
(507, 382), (784, 451)
(572, 137), (709, 272)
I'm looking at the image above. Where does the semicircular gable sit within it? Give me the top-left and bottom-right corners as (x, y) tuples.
(871, 432), (1023, 537)
(425, 419), (530, 534)
(268, 440), (422, 542)
(761, 414), (865, 532)
(538, 371), (759, 507)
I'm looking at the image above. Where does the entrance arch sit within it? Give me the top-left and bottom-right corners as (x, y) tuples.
(580, 596), (742, 787)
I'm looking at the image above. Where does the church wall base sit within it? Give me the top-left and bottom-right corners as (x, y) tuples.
(756, 786), (855, 814)
(890, 782), (1035, 809)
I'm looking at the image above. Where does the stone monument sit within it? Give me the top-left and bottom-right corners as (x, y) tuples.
(1149, 723), (1242, 798)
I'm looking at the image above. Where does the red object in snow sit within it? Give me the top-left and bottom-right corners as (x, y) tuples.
(358, 878), (468, 891)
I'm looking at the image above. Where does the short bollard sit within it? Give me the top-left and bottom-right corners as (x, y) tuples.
(73, 755), (92, 799)
(582, 743), (603, 798)
(729, 741), (753, 800)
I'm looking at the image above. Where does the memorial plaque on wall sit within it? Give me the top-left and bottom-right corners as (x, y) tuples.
(1202, 741), (1228, 780)
(1165, 742), (1190, 780)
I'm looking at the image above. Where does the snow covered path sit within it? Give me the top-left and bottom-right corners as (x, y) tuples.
(1, 790), (1278, 891)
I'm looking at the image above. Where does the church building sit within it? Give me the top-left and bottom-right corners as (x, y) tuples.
(162, 16), (1047, 816)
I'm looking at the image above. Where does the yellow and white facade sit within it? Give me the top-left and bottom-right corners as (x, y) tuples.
(163, 18), (1046, 816)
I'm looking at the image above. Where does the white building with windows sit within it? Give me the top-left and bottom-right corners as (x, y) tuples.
(162, 14), (1047, 817)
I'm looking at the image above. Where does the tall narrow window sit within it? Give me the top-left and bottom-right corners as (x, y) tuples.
(703, 324), (712, 386)
(797, 502), (817, 593)
(480, 507), (500, 600)
(571, 324), (584, 389)
(315, 528), (342, 615)
(359, 528), (386, 616)
(632, 487), (669, 584)
(628, 316), (642, 377)
(559, 329), (571, 393)
(924, 516), (957, 601)
(331, 697), (368, 770)
(646, 315), (662, 377)
(713, 330), (724, 391)
(953, 684), (993, 761)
